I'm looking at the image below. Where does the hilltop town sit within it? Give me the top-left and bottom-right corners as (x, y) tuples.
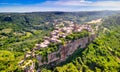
(34, 22), (93, 50)
(19, 19), (100, 72)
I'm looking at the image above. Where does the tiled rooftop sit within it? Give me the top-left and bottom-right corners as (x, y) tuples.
(34, 22), (93, 50)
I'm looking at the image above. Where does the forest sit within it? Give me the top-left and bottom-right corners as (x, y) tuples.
(42, 14), (120, 72)
(0, 11), (120, 71)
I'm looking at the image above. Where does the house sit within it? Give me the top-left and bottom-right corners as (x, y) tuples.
(44, 36), (50, 40)
(50, 37), (59, 43)
(35, 44), (41, 48)
(40, 43), (48, 48)
(43, 40), (50, 45)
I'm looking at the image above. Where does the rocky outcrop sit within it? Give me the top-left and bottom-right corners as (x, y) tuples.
(19, 23), (97, 71)
(48, 51), (60, 63)
(20, 34), (96, 72)
(37, 34), (96, 66)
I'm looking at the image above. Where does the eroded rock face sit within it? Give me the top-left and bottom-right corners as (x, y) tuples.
(48, 52), (60, 63)
(36, 34), (96, 66)
(20, 34), (96, 72)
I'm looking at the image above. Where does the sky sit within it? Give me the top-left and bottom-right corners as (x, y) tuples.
(0, 0), (120, 12)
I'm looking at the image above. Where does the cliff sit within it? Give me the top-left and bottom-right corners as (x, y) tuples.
(19, 23), (96, 72)
(36, 34), (96, 66)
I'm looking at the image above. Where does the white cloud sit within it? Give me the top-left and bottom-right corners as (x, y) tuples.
(41, 0), (90, 6)
(91, 1), (120, 7)
(0, 0), (120, 12)
(53, 1), (91, 6)
(42, 0), (120, 7)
